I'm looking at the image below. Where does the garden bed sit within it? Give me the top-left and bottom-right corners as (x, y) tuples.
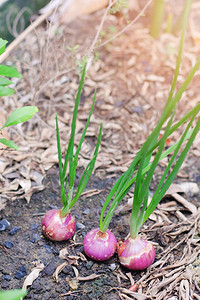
(0, 2), (200, 299)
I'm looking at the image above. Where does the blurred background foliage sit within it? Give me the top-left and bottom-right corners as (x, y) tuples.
(0, 0), (50, 43)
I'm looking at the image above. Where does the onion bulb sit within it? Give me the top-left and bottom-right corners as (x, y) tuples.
(41, 209), (76, 241)
(118, 236), (155, 270)
(83, 228), (117, 261)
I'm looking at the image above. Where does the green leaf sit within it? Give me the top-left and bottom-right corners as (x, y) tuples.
(69, 122), (103, 209)
(68, 64), (87, 189)
(143, 115), (200, 223)
(0, 138), (18, 150)
(1, 106), (39, 129)
(0, 65), (22, 78)
(100, 104), (200, 232)
(0, 86), (14, 96)
(56, 114), (63, 185)
(61, 63), (87, 205)
(0, 38), (7, 55)
(0, 289), (27, 300)
(71, 88), (97, 190)
(0, 77), (14, 86)
(56, 114), (68, 207)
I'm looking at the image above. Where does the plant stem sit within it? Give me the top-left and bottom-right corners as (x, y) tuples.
(150, 0), (165, 38)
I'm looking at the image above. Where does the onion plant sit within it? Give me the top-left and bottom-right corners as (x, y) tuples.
(84, 0), (200, 267)
(42, 65), (103, 241)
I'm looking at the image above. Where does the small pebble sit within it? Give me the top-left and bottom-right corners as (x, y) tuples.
(49, 205), (57, 210)
(9, 226), (20, 235)
(83, 208), (90, 215)
(109, 263), (116, 271)
(76, 222), (85, 229)
(14, 265), (27, 280)
(30, 223), (39, 230)
(30, 233), (41, 243)
(4, 241), (14, 249)
(3, 275), (11, 281)
(0, 219), (10, 231)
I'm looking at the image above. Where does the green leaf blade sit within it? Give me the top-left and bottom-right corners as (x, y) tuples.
(0, 289), (27, 300)
(69, 122), (103, 209)
(0, 86), (14, 96)
(0, 77), (14, 86)
(2, 106), (39, 129)
(72, 88), (97, 187)
(0, 138), (18, 150)
(143, 116), (200, 223)
(0, 65), (22, 78)
(0, 38), (8, 55)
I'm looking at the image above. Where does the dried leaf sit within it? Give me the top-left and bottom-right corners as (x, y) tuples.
(53, 261), (68, 283)
(178, 182), (199, 195)
(172, 193), (197, 215)
(22, 262), (44, 290)
(72, 266), (79, 278)
(59, 247), (69, 259)
(120, 288), (149, 300)
(77, 273), (102, 281)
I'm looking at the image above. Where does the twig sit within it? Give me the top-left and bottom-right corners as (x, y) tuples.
(86, 0), (116, 69)
(97, 0), (152, 49)
(0, 10), (53, 64)
(88, 0), (116, 55)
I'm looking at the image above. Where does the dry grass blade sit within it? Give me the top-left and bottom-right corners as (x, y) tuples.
(120, 288), (150, 300)
(77, 273), (102, 281)
(172, 193), (197, 214)
(150, 272), (183, 295)
(52, 261), (68, 283)
(22, 262), (44, 290)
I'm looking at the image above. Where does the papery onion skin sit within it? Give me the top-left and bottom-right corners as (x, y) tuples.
(83, 228), (117, 261)
(41, 209), (76, 241)
(118, 236), (155, 270)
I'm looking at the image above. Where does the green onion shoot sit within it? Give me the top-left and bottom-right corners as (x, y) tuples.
(83, 0), (200, 267)
(41, 65), (103, 241)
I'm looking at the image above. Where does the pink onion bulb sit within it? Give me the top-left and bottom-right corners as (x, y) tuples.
(118, 236), (155, 270)
(83, 228), (117, 261)
(41, 209), (76, 241)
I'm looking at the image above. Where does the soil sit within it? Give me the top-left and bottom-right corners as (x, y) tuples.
(0, 160), (200, 299)
(0, 1), (200, 299)
(0, 167), (139, 300)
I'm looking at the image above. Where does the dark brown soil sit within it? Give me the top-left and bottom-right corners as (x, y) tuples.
(0, 158), (200, 299)
(0, 168), (129, 300)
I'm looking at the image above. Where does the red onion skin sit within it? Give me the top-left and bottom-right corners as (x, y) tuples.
(118, 236), (155, 270)
(41, 209), (76, 241)
(83, 228), (117, 261)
